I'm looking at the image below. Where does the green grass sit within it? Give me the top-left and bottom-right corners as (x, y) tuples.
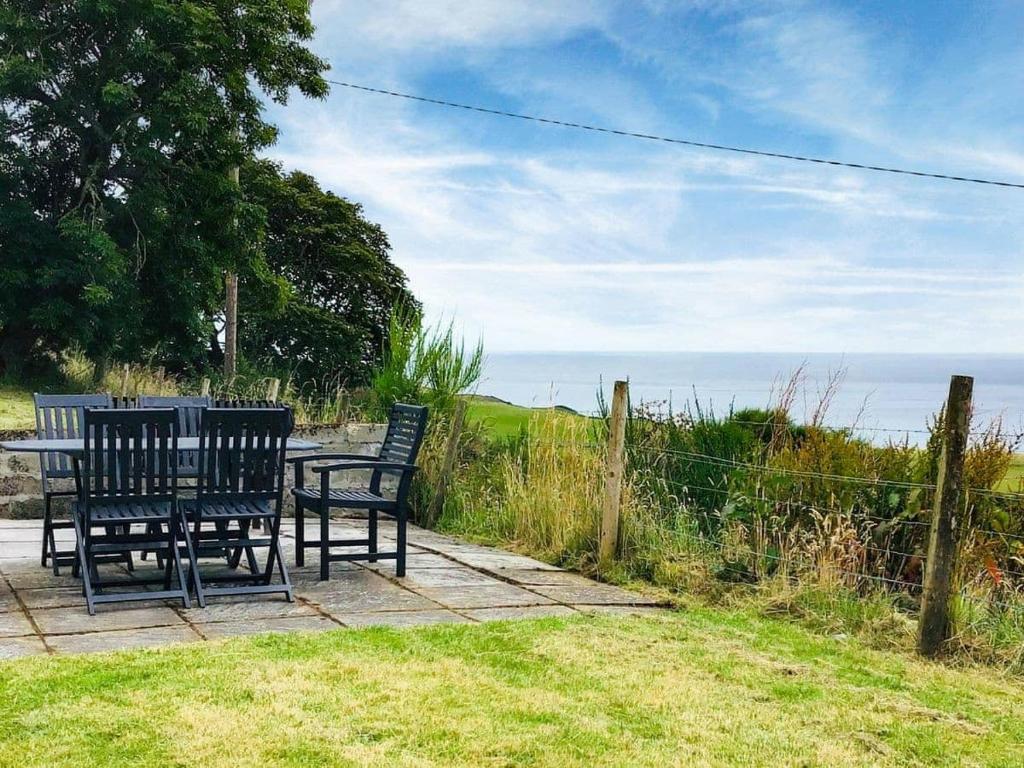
(0, 386), (35, 431)
(2, 610), (1023, 767)
(464, 395), (568, 439)
(998, 454), (1023, 492)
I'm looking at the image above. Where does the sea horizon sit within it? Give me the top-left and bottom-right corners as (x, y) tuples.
(478, 351), (1024, 444)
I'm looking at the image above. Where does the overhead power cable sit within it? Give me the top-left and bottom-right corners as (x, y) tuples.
(327, 80), (1024, 190)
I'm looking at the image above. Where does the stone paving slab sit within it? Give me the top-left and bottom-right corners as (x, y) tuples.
(414, 583), (557, 610)
(0, 519), (668, 656)
(397, 567), (501, 588)
(0, 636), (48, 659)
(32, 605), (186, 635)
(197, 615), (337, 639)
(17, 587), (83, 610)
(181, 596), (319, 623)
(0, 611), (35, 638)
(46, 626), (200, 654)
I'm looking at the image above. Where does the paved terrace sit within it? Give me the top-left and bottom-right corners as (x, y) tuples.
(0, 519), (662, 657)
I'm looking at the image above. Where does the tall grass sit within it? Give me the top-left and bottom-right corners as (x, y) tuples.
(432, 371), (1024, 669)
(369, 307), (483, 420)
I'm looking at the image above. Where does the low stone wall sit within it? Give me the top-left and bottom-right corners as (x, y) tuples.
(0, 423), (386, 518)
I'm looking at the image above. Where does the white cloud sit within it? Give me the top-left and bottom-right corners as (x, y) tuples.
(313, 0), (609, 51)
(261, 1), (1024, 355)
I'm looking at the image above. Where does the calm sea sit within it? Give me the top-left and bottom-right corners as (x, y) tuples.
(480, 353), (1024, 444)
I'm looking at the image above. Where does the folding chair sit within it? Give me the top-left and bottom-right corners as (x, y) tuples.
(73, 407), (196, 614)
(34, 393), (112, 575)
(181, 408), (293, 602)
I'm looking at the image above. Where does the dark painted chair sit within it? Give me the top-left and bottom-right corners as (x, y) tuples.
(289, 403), (427, 579)
(33, 393), (112, 575)
(137, 395), (212, 481)
(180, 408), (293, 603)
(74, 408), (196, 614)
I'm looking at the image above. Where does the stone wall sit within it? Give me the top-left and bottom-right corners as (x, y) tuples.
(0, 423), (386, 518)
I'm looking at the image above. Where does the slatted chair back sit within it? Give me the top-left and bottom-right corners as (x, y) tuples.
(33, 393), (113, 486)
(213, 399), (295, 431)
(81, 408), (178, 516)
(372, 404), (429, 491)
(111, 396), (138, 410)
(196, 408), (291, 508)
(379, 403), (429, 465)
(139, 395), (211, 476)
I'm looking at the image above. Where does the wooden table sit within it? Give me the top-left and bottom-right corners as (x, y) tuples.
(0, 437), (322, 456)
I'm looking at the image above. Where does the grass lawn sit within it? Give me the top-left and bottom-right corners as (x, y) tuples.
(0, 386), (35, 431)
(464, 395), (582, 439)
(2, 610), (1023, 767)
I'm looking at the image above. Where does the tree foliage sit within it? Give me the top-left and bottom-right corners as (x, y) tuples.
(239, 159), (417, 386)
(0, 0), (327, 375)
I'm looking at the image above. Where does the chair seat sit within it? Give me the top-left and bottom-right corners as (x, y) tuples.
(73, 500), (173, 524)
(181, 498), (274, 520)
(292, 487), (394, 510)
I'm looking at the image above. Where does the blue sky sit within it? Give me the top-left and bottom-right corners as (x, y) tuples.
(265, 0), (1024, 353)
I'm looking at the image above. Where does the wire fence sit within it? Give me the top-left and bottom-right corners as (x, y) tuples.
(528, 428), (1024, 615)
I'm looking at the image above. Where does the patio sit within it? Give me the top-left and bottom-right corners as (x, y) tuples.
(0, 517), (662, 657)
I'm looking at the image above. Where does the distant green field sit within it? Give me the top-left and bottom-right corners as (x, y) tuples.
(463, 395), (579, 439)
(1000, 454), (1024, 492)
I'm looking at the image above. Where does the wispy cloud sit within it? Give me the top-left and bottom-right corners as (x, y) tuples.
(265, 1), (1024, 354)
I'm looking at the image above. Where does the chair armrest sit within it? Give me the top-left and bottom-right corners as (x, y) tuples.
(286, 452), (380, 466)
(311, 461), (418, 475)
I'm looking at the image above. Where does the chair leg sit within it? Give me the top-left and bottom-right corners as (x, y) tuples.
(179, 510), (205, 609)
(122, 525), (135, 572)
(396, 508), (407, 578)
(45, 495), (61, 576)
(41, 494), (51, 567)
(294, 500), (305, 567)
(319, 501), (330, 581)
(272, 527), (293, 602)
(168, 520), (191, 610)
(162, 522), (175, 591)
(73, 514), (95, 615)
(368, 510), (378, 563)
(242, 521), (259, 575)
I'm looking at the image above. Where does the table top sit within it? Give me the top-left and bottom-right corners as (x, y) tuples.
(0, 437), (322, 455)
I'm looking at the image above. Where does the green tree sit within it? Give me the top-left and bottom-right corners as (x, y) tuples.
(239, 159), (417, 387)
(0, 0), (326, 375)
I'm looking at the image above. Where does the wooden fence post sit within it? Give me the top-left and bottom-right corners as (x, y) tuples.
(918, 374), (973, 657)
(429, 399), (467, 523)
(599, 380), (629, 565)
(199, 377), (211, 397)
(265, 377), (280, 402)
(119, 364), (130, 399)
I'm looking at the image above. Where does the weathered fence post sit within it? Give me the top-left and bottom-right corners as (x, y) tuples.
(199, 377), (211, 397)
(265, 377), (281, 402)
(599, 380), (629, 565)
(918, 374), (973, 657)
(429, 399), (467, 523)
(119, 364), (130, 399)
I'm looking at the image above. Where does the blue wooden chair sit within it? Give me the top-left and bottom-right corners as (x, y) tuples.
(33, 393), (112, 575)
(74, 407), (197, 614)
(181, 408), (293, 603)
(289, 404), (427, 579)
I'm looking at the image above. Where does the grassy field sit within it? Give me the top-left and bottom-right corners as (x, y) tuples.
(2, 610), (1023, 767)
(463, 395), (581, 439)
(999, 454), (1023, 491)
(0, 386), (34, 431)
